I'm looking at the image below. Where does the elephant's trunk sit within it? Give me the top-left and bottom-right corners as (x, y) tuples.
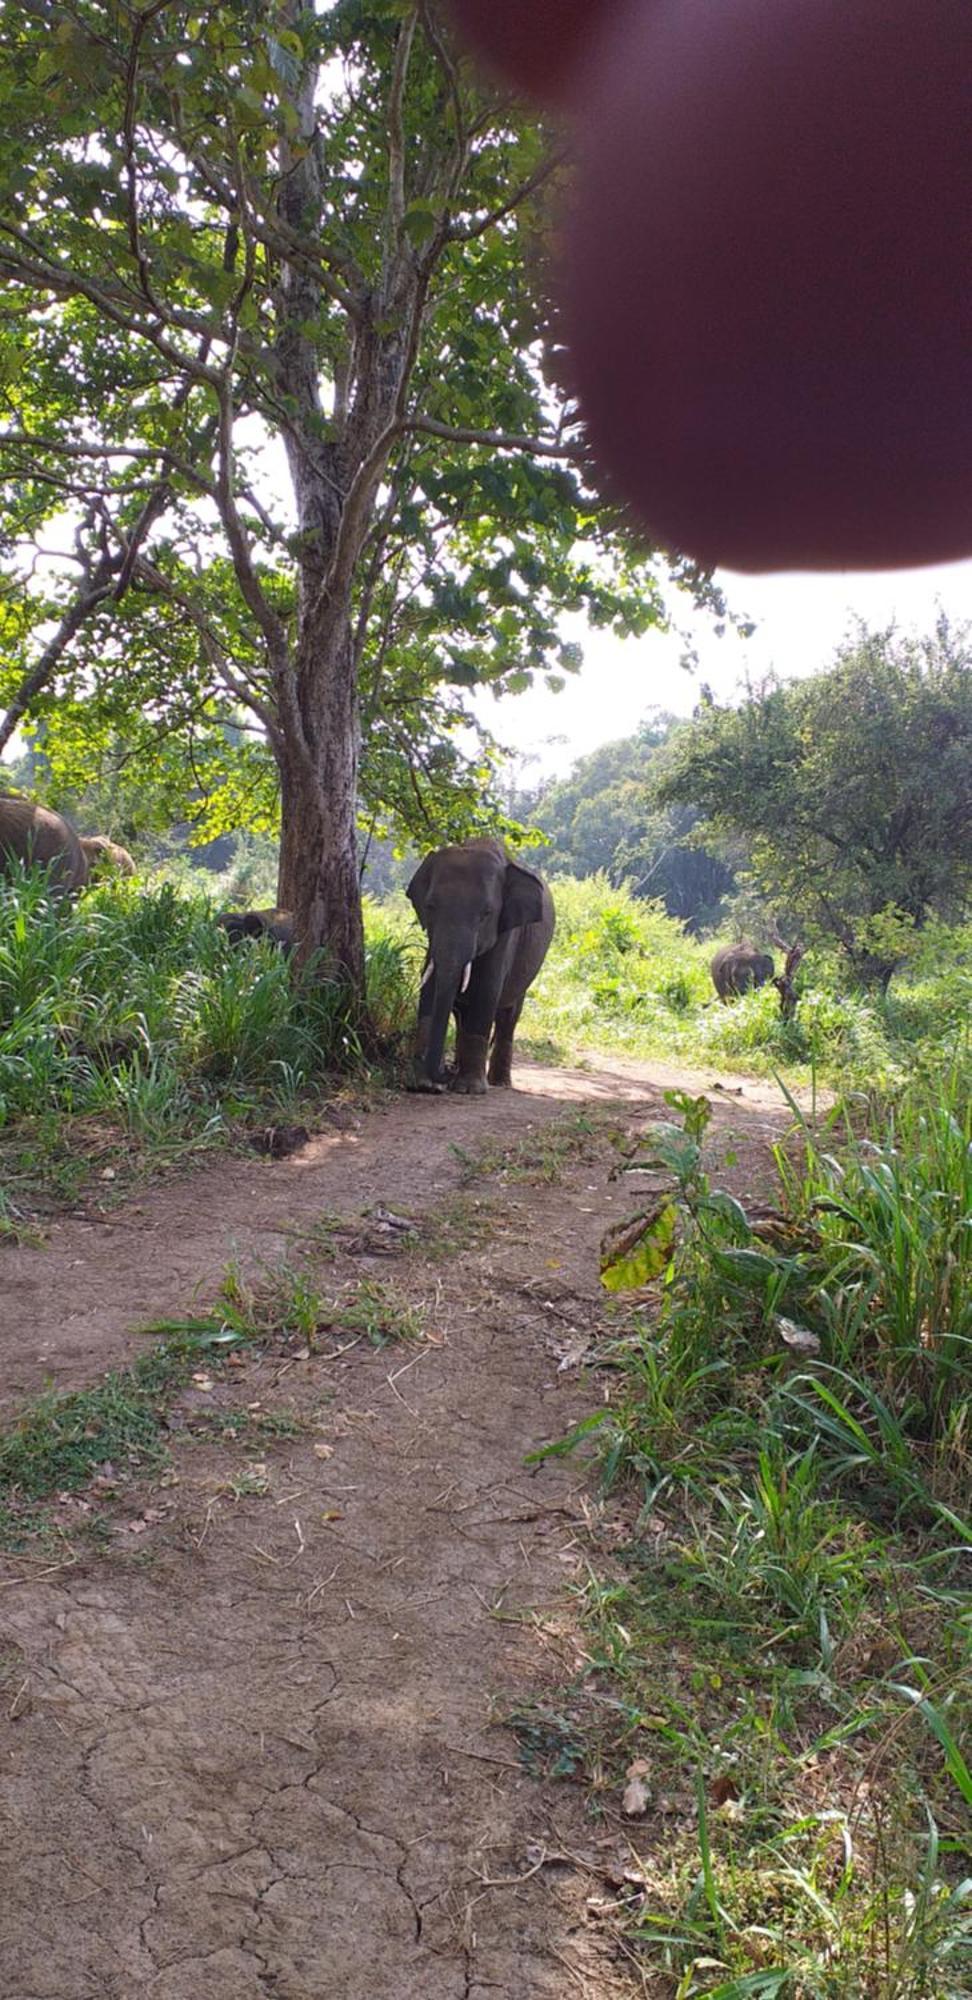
(420, 935), (476, 1084)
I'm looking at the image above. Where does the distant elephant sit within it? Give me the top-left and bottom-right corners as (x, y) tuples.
(0, 793), (88, 896)
(79, 834), (137, 879)
(407, 837), (555, 1094)
(711, 940), (775, 1000)
(216, 907), (294, 955)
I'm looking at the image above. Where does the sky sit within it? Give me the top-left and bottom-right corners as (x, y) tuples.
(474, 553), (972, 781)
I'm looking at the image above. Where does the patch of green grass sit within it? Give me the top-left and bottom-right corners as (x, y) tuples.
(0, 1345), (187, 1503)
(327, 1277), (425, 1348)
(421, 1190), (500, 1262)
(452, 1108), (622, 1189)
(178, 1257), (426, 1352)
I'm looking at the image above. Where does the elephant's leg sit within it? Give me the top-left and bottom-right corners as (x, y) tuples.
(449, 950), (508, 1095)
(487, 1000), (523, 1086)
(451, 1020), (490, 1094)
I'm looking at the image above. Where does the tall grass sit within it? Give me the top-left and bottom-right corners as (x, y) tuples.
(0, 874), (413, 1187)
(532, 1069), (972, 1995)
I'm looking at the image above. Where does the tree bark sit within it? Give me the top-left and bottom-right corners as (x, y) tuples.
(276, 612), (365, 987)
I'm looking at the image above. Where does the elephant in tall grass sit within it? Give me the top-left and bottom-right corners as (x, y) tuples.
(407, 838), (555, 1094)
(216, 907), (294, 955)
(711, 939), (775, 1000)
(79, 834), (137, 879)
(0, 794), (88, 896)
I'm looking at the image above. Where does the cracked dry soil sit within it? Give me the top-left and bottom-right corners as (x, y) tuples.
(0, 1057), (797, 1999)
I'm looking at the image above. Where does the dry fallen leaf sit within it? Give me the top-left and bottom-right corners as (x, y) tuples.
(777, 1316), (821, 1355)
(622, 1757), (651, 1817)
(555, 1333), (591, 1373)
(312, 1443), (334, 1460)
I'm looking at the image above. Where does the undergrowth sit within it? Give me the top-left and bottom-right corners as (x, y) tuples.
(0, 873), (414, 1207)
(515, 876), (972, 1094)
(529, 1070), (972, 1997)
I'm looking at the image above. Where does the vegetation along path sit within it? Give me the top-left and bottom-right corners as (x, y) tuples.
(1, 1060), (800, 1999)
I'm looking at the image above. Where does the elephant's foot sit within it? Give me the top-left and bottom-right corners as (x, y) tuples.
(450, 1028), (489, 1095)
(449, 1071), (488, 1096)
(406, 1069), (448, 1094)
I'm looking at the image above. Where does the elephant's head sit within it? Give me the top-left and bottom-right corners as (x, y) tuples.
(216, 908), (294, 955)
(407, 838), (545, 1087)
(79, 835), (137, 880)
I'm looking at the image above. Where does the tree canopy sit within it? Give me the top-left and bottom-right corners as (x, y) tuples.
(0, 0), (721, 981)
(531, 712), (735, 931)
(657, 621), (972, 987)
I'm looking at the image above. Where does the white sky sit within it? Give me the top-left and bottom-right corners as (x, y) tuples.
(475, 554), (972, 780)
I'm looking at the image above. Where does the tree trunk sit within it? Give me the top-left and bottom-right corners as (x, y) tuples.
(276, 614), (365, 989)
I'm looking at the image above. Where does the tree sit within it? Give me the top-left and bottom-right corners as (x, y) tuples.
(0, 0), (721, 985)
(657, 622), (972, 988)
(533, 714), (735, 930)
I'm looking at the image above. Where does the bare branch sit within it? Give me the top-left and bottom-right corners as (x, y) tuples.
(387, 11), (418, 239)
(0, 533), (120, 756)
(448, 147), (568, 245)
(406, 414), (582, 459)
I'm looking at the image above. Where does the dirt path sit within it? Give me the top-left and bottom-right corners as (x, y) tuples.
(0, 1058), (801, 1999)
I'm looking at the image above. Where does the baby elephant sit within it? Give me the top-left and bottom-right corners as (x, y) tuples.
(711, 940), (775, 1000)
(216, 907), (294, 955)
(79, 834), (137, 879)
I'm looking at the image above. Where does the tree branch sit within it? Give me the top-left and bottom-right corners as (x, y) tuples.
(448, 148), (568, 245)
(406, 414), (582, 458)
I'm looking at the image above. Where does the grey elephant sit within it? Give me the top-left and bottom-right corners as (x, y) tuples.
(711, 939), (775, 1000)
(216, 907), (294, 955)
(407, 838), (555, 1094)
(79, 834), (137, 879)
(0, 794), (88, 896)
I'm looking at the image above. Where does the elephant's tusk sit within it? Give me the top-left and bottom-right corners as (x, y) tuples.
(420, 958), (435, 988)
(460, 961), (472, 994)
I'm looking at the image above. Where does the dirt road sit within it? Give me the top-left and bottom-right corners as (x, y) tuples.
(0, 1058), (798, 1999)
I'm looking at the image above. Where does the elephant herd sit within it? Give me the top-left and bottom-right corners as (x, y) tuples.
(0, 793), (136, 893)
(1, 794), (788, 1095)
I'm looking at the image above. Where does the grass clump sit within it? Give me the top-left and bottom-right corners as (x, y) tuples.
(528, 1072), (972, 1996)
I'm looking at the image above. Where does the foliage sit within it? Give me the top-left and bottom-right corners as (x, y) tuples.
(532, 712), (736, 929)
(533, 1082), (972, 1996)
(0, 871), (413, 1208)
(0, 0), (726, 974)
(657, 621), (972, 988)
(519, 875), (972, 1092)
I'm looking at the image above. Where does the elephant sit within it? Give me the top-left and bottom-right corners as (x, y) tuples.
(406, 837), (555, 1094)
(216, 907), (295, 955)
(79, 834), (137, 879)
(0, 793), (88, 896)
(711, 939), (775, 1001)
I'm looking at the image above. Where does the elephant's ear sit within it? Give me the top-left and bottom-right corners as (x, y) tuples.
(499, 861), (545, 932)
(406, 854), (435, 921)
